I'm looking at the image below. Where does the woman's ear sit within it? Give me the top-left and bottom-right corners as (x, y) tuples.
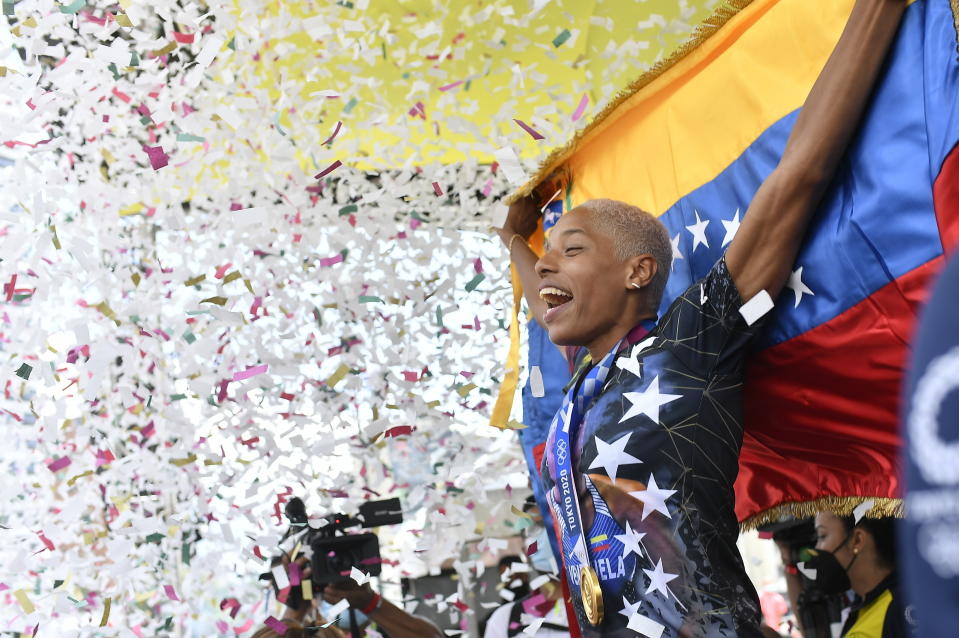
(850, 527), (868, 555)
(627, 254), (658, 290)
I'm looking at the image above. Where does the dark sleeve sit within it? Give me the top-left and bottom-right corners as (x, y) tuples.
(882, 592), (916, 638)
(655, 257), (766, 375)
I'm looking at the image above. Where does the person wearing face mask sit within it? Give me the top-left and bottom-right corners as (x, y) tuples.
(802, 512), (914, 638)
(484, 523), (569, 638)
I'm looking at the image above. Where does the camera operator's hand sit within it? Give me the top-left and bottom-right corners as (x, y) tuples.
(321, 581), (443, 638)
(321, 581), (375, 610)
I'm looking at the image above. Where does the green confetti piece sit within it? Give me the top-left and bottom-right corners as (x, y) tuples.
(338, 204), (358, 216)
(170, 393), (186, 401)
(145, 533), (164, 544)
(181, 542), (191, 566)
(552, 29), (571, 48)
(343, 97), (358, 114)
(465, 273), (485, 292)
(2, 2), (14, 17)
(59, 0), (85, 14)
(227, 37), (236, 51)
(182, 331), (196, 344)
(436, 307), (444, 327)
(15, 363), (32, 380)
(359, 295), (382, 303)
(129, 51), (139, 66)
(107, 62), (120, 80)
(176, 133), (205, 142)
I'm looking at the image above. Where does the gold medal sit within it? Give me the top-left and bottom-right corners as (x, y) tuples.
(580, 565), (604, 625)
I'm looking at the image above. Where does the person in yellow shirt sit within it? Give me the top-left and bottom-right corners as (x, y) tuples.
(807, 512), (915, 638)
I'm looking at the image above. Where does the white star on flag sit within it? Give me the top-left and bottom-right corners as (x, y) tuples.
(629, 473), (677, 520)
(721, 208), (741, 247)
(620, 376), (681, 424)
(614, 520), (646, 560)
(643, 558), (679, 598)
(786, 266), (815, 308)
(685, 210), (710, 251)
(669, 233), (685, 269)
(618, 596), (642, 620)
(589, 433), (642, 482)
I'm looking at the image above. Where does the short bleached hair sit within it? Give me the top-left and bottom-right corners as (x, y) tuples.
(578, 198), (672, 313)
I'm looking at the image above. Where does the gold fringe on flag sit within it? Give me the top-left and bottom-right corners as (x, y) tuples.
(739, 495), (904, 531)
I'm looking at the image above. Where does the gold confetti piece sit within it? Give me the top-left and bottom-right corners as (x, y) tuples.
(456, 382), (477, 397)
(200, 296), (228, 306)
(67, 470), (94, 486)
(131, 272), (141, 287)
(170, 454), (197, 466)
(99, 596), (111, 627)
(222, 271), (242, 284)
(511, 505), (532, 519)
(302, 579), (313, 600)
(95, 302), (121, 325)
(101, 148), (116, 165)
(118, 202), (142, 216)
(116, 13), (133, 27)
(14, 589), (34, 614)
(244, 278), (255, 295)
(151, 41), (177, 57)
(50, 224), (61, 249)
(326, 364), (349, 388)
(184, 274), (206, 286)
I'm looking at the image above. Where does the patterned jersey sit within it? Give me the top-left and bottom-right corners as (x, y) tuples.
(541, 258), (764, 638)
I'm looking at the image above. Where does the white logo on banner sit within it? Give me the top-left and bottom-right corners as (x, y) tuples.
(908, 344), (959, 485)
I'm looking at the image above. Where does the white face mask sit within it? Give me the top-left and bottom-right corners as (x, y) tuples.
(528, 527), (558, 574)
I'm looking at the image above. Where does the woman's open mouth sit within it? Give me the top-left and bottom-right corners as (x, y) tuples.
(539, 286), (573, 323)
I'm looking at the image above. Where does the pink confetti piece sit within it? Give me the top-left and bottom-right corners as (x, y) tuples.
(513, 119), (545, 140)
(264, 617), (287, 635)
(319, 253), (344, 267)
(432, 181), (443, 196)
(288, 562), (301, 586)
(438, 80), (464, 92)
(164, 585), (180, 601)
(322, 121), (343, 145)
(173, 31), (194, 44)
(572, 93), (589, 122)
(47, 456), (71, 472)
(233, 619), (254, 634)
(314, 160), (342, 179)
(526, 540), (538, 556)
(142, 145), (169, 170)
(482, 178), (493, 197)
(402, 371), (418, 382)
(233, 364), (268, 381)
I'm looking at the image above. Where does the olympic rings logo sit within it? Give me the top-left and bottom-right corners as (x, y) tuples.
(556, 439), (568, 465)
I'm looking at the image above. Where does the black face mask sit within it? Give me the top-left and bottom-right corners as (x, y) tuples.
(801, 535), (858, 595)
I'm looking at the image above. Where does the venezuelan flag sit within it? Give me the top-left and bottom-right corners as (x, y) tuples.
(513, 0), (959, 526)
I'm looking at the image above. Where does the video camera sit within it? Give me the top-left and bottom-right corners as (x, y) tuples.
(262, 496), (403, 609)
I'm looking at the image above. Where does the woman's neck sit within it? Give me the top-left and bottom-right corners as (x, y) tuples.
(851, 563), (892, 598)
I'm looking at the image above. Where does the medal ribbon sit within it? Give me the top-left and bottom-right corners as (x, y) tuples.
(550, 320), (655, 609)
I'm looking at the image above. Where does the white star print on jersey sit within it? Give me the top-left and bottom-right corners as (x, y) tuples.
(588, 433), (643, 482)
(643, 558), (679, 598)
(620, 376), (682, 425)
(629, 473), (677, 520)
(614, 520), (646, 560)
